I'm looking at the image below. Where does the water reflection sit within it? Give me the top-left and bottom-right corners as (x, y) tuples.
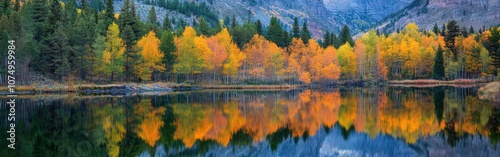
(1, 87), (499, 156)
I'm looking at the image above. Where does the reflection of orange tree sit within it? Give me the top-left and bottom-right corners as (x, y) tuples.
(133, 100), (166, 147)
(171, 89), (495, 147)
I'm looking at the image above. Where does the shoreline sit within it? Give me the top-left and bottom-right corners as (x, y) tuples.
(0, 79), (494, 95)
(388, 79), (491, 85)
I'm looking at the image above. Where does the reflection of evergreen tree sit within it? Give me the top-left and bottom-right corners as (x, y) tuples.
(339, 124), (355, 141)
(443, 111), (469, 148)
(229, 129), (253, 147)
(487, 108), (500, 145)
(433, 87), (445, 123)
(266, 127), (292, 151)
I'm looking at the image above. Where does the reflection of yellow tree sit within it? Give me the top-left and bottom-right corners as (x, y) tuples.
(378, 91), (440, 143)
(173, 103), (213, 148)
(134, 100), (166, 147)
(170, 89), (494, 148)
(94, 103), (126, 157)
(453, 96), (492, 136)
(338, 92), (358, 129)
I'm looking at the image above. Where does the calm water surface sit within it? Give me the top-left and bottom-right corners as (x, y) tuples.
(1, 87), (499, 157)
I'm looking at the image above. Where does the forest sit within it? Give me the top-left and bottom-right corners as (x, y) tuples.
(0, 0), (499, 85)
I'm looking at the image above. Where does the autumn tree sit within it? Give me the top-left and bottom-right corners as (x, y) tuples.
(102, 22), (125, 81)
(173, 27), (207, 81)
(243, 34), (284, 83)
(136, 31), (165, 81)
(217, 28), (246, 81)
(337, 43), (357, 80)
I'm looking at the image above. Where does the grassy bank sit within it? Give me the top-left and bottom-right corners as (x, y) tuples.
(388, 79), (490, 85)
(479, 82), (500, 103)
(201, 84), (298, 89)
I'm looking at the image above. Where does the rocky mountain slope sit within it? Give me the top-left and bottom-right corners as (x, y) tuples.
(376, 0), (500, 33)
(117, 0), (410, 38)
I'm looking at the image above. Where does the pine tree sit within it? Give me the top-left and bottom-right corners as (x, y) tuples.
(340, 25), (354, 46)
(487, 27), (500, 69)
(445, 20), (461, 61)
(300, 20), (311, 44)
(292, 17), (300, 38)
(122, 25), (140, 81)
(105, 0), (114, 25)
(13, 0), (20, 12)
(45, 0), (62, 36)
(441, 24), (446, 36)
(231, 14), (236, 28)
(159, 31), (177, 81)
(197, 17), (210, 36)
(283, 30), (291, 47)
(147, 6), (158, 26)
(433, 46), (445, 80)
(43, 22), (70, 83)
(265, 17), (283, 47)
(433, 23), (439, 35)
(68, 13), (96, 80)
(162, 12), (172, 31)
(255, 19), (262, 35)
(331, 32), (339, 48)
(469, 26), (475, 34)
(461, 26), (468, 38)
(322, 31), (331, 48)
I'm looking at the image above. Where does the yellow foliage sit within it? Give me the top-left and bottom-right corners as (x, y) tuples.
(136, 31), (165, 81)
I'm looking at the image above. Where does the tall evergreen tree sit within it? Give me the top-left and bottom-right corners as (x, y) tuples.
(147, 6), (158, 26)
(122, 25), (140, 81)
(331, 32), (339, 48)
(461, 26), (468, 37)
(13, 0), (20, 12)
(197, 17), (210, 36)
(300, 20), (311, 44)
(231, 14), (236, 28)
(255, 19), (262, 35)
(160, 31), (176, 81)
(433, 23), (439, 35)
(469, 26), (475, 34)
(162, 12), (172, 31)
(265, 17), (283, 47)
(322, 31), (331, 48)
(282, 30), (292, 47)
(340, 25), (354, 46)
(433, 46), (445, 80)
(104, 0), (114, 25)
(441, 24), (446, 36)
(68, 13), (96, 80)
(292, 17), (300, 38)
(487, 27), (500, 69)
(445, 20), (461, 61)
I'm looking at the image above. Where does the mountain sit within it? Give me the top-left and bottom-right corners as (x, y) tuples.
(376, 0), (500, 33)
(121, 0), (410, 38)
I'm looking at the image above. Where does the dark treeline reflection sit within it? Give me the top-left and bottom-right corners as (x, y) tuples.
(1, 87), (499, 156)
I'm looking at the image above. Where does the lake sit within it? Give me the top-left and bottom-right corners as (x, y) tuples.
(1, 86), (499, 157)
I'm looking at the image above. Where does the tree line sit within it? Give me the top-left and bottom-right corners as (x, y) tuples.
(0, 0), (499, 85)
